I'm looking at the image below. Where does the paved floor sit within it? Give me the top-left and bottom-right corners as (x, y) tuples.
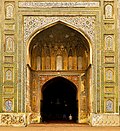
(0, 124), (120, 131)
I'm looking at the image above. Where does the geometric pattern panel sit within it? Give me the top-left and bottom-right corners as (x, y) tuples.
(91, 113), (119, 126)
(24, 16), (95, 42)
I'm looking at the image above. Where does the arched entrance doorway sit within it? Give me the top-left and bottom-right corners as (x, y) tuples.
(27, 21), (92, 124)
(41, 77), (78, 123)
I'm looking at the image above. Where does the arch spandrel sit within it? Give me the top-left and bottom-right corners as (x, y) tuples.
(40, 75), (79, 91)
(25, 18), (94, 65)
(24, 17), (95, 43)
(41, 76), (78, 91)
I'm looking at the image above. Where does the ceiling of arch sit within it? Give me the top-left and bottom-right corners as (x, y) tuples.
(30, 23), (90, 54)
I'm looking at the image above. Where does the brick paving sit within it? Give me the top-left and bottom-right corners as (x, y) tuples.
(0, 124), (120, 131)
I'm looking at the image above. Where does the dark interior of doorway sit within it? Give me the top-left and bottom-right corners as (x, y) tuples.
(41, 77), (78, 123)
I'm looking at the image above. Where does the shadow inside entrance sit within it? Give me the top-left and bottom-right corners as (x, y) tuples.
(41, 114), (77, 124)
(41, 77), (78, 124)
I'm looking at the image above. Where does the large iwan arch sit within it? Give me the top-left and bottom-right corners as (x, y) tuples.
(26, 22), (92, 124)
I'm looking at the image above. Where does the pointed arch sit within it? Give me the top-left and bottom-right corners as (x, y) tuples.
(41, 76), (78, 122)
(42, 76), (77, 93)
(27, 21), (92, 66)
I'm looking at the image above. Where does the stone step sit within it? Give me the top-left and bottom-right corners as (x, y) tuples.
(28, 123), (90, 127)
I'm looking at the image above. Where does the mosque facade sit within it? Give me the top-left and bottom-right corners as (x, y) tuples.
(0, 0), (120, 127)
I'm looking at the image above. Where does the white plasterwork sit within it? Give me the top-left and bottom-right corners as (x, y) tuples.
(19, 2), (99, 8)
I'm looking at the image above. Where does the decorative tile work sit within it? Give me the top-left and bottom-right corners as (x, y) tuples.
(0, 0), (119, 127)
(3, 98), (14, 112)
(24, 16), (95, 42)
(105, 98), (114, 112)
(5, 100), (13, 112)
(0, 113), (26, 126)
(23, 12), (98, 118)
(91, 113), (119, 126)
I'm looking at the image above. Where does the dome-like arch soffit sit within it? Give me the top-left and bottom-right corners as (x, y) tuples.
(28, 21), (92, 71)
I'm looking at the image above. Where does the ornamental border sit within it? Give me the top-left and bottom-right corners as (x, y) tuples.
(18, 2), (100, 8)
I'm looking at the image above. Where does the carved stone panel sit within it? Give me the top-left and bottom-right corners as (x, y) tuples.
(105, 86), (114, 94)
(104, 23), (115, 31)
(105, 56), (114, 63)
(4, 56), (13, 63)
(4, 87), (14, 94)
(4, 24), (15, 31)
